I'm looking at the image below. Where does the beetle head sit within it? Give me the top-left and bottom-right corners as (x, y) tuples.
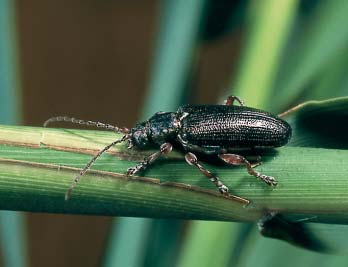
(131, 122), (151, 148)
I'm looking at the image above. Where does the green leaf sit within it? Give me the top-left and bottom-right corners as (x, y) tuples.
(306, 46), (348, 101)
(0, 104), (347, 223)
(274, 0), (348, 111)
(110, 0), (208, 265)
(280, 96), (348, 148)
(0, 1), (26, 266)
(232, 0), (298, 109)
(177, 221), (241, 267)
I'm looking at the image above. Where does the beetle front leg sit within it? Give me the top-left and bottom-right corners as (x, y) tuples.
(185, 152), (229, 194)
(127, 143), (172, 176)
(218, 153), (277, 186)
(224, 95), (245, 106)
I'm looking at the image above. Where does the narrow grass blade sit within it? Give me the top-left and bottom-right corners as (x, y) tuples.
(237, 226), (346, 267)
(306, 46), (348, 100)
(0, 0), (21, 124)
(280, 96), (348, 148)
(105, 0), (207, 266)
(103, 218), (152, 267)
(0, 125), (348, 222)
(142, 0), (206, 115)
(177, 221), (240, 267)
(232, 0), (298, 109)
(0, 1), (26, 267)
(202, 2), (298, 265)
(274, 0), (348, 110)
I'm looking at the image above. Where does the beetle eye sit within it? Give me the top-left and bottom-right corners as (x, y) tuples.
(133, 130), (141, 138)
(132, 130), (149, 147)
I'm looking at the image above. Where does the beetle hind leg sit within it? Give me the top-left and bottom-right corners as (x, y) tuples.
(218, 153), (277, 186)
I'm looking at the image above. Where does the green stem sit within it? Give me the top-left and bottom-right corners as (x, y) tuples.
(0, 125), (347, 223)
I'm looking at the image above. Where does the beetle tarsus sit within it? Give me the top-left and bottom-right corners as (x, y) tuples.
(257, 173), (278, 186)
(218, 184), (229, 194)
(126, 166), (140, 176)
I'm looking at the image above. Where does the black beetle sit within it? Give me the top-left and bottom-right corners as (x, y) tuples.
(44, 95), (291, 201)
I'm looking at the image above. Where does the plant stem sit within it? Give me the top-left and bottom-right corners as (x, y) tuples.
(0, 124), (347, 223)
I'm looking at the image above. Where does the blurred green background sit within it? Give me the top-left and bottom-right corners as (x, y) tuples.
(0, 0), (348, 266)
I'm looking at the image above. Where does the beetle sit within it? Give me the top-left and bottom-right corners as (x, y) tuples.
(44, 95), (291, 201)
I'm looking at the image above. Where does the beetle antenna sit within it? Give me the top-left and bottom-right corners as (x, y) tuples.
(65, 134), (130, 201)
(44, 116), (129, 134)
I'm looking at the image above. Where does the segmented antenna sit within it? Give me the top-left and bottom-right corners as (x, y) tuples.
(65, 134), (130, 201)
(44, 116), (129, 134)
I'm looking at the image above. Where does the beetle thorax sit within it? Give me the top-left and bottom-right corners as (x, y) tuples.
(131, 112), (180, 147)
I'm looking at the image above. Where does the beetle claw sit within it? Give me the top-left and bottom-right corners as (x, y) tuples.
(126, 167), (137, 176)
(219, 184), (229, 194)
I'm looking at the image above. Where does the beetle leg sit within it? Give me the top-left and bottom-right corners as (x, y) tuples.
(185, 152), (229, 195)
(218, 154), (277, 186)
(126, 143), (172, 176)
(224, 95), (245, 106)
(246, 155), (262, 168)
